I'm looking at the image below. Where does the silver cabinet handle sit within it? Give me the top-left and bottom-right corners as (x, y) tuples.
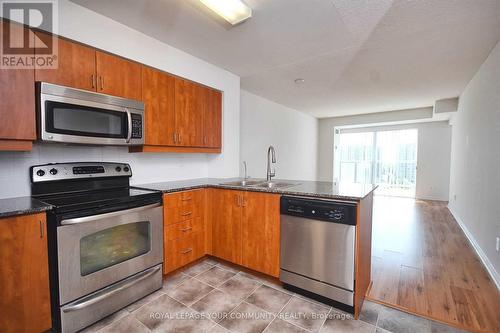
(180, 227), (192, 232)
(61, 202), (161, 225)
(173, 133), (177, 143)
(91, 74), (96, 89)
(181, 211), (192, 216)
(62, 265), (161, 313)
(126, 108), (132, 143)
(99, 76), (104, 90)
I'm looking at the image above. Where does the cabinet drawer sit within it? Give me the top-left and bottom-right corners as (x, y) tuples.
(163, 189), (205, 225)
(164, 231), (205, 274)
(165, 217), (203, 241)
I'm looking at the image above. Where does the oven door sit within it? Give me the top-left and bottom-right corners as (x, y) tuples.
(39, 93), (143, 145)
(57, 203), (163, 305)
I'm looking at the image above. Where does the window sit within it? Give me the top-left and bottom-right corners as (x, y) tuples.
(337, 129), (418, 197)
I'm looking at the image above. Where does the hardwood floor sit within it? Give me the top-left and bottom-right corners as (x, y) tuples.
(367, 196), (500, 333)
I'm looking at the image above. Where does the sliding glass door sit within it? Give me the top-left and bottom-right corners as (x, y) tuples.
(337, 128), (418, 197)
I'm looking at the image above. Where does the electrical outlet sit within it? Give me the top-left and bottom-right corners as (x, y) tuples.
(496, 237), (500, 252)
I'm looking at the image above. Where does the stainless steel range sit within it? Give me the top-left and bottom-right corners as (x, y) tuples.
(31, 162), (163, 333)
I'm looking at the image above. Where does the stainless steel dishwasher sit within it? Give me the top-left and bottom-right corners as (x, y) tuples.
(280, 196), (357, 312)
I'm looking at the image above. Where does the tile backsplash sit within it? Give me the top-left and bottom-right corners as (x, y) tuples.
(0, 143), (209, 199)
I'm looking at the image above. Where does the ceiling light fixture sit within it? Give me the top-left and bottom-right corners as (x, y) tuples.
(199, 0), (252, 25)
(294, 78), (305, 84)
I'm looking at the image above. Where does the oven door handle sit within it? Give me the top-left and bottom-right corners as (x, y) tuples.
(62, 265), (161, 313)
(126, 108), (132, 143)
(61, 202), (161, 225)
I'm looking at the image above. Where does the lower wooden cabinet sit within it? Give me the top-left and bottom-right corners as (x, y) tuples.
(211, 189), (243, 264)
(210, 189), (280, 277)
(241, 192), (280, 277)
(0, 213), (51, 333)
(163, 188), (280, 278)
(163, 189), (206, 274)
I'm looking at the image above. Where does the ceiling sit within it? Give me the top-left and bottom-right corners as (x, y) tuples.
(72, 0), (500, 118)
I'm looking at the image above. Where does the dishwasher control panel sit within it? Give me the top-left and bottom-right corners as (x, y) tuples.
(280, 196), (357, 226)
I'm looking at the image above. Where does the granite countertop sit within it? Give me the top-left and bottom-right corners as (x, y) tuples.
(135, 178), (377, 201)
(0, 178), (376, 218)
(0, 196), (53, 219)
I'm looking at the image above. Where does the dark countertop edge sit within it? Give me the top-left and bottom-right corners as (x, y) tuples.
(0, 198), (53, 219)
(135, 182), (377, 202)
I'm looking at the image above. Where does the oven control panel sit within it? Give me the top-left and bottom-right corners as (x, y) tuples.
(31, 162), (132, 182)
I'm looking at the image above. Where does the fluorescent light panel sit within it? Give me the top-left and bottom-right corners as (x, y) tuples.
(199, 0), (252, 25)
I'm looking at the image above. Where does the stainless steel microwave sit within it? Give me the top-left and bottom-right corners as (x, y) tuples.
(37, 82), (145, 146)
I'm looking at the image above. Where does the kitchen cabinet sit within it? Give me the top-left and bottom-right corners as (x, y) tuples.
(142, 66), (176, 146)
(35, 34), (141, 100)
(211, 189), (243, 264)
(34, 32), (96, 91)
(96, 51), (142, 100)
(0, 213), (51, 333)
(131, 73), (223, 153)
(210, 190), (280, 276)
(203, 88), (222, 148)
(174, 78), (204, 147)
(241, 192), (280, 277)
(0, 20), (36, 151)
(163, 189), (206, 274)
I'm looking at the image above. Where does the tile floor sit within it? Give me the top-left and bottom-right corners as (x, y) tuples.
(81, 258), (470, 333)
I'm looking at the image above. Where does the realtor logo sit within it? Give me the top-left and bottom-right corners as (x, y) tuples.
(1, 0), (58, 69)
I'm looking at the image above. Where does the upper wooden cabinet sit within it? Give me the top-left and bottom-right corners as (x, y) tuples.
(142, 66), (175, 146)
(241, 192), (280, 277)
(133, 71), (223, 153)
(96, 51), (142, 100)
(35, 32), (96, 91)
(175, 78), (204, 147)
(34, 34), (141, 100)
(0, 20), (36, 151)
(203, 88), (222, 148)
(0, 213), (51, 333)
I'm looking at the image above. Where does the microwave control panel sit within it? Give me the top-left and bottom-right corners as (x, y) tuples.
(131, 113), (143, 139)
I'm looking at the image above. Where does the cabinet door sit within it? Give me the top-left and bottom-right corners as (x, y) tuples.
(35, 32), (97, 91)
(242, 192), (280, 277)
(174, 78), (204, 147)
(142, 66), (175, 146)
(211, 190), (242, 264)
(0, 21), (36, 145)
(96, 51), (142, 100)
(203, 88), (222, 148)
(0, 213), (51, 333)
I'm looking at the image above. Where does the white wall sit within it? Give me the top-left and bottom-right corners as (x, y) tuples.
(0, 0), (240, 199)
(240, 90), (318, 181)
(448, 41), (500, 286)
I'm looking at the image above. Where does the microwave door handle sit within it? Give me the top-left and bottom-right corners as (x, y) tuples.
(126, 108), (132, 143)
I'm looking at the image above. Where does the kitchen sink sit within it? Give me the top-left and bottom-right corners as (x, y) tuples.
(220, 179), (264, 187)
(250, 182), (297, 189)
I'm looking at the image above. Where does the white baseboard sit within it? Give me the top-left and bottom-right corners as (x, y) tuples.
(448, 205), (500, 290)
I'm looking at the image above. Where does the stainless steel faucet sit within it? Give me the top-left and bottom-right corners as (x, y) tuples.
(266, 146), (276, 182)
(243, 161), (248, 179)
